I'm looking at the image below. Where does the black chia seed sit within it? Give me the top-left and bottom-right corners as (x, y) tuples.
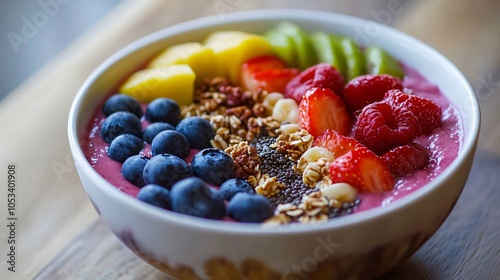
(329, 198), (361, 218)
(251, 135), (361, 218)
(251, 136), (316, 207)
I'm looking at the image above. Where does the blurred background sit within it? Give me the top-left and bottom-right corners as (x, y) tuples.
(0, 0), (121, 100)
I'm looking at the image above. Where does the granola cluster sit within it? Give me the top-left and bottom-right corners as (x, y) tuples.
(225, 141), (260, 179)
(182, 78), (281, 149)
(271, 129), (313, 161)
(264, 192), (330, 224)
(301, 158), (332, 189)
(265, 189), (360, 225)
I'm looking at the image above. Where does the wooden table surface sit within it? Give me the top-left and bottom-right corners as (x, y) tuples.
(1, 0), (499, 279)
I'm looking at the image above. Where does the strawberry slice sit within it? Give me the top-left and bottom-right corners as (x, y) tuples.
(381, 143), (429, 177)
(384, 89), (442, 134)
(313, 129), (364, 158)
(251, 68), (300, 93)
(342, 74), (403, 114)
(298, 87), (351, 137)
(329, 147), (394, 193)
(240, 55), (287, 91)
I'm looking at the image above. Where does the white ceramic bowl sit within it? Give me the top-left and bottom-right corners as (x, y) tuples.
(68, 10), (480, 280)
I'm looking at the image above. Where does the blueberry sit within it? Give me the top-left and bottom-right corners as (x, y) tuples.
(191, 148), (235, 186)
(100, 111), (142, 143)
(102, 94), (143, 118)
(143, 122), (175, 143)
(227, 193), (273, 223)
(176, 117), (215, 149)
(107, 134), (144, 163)
(143, 154), (192, 189)
(170, 177), (225, 220)
(151, 130), (190, 158)
(122, 155), (149, 187)
(137, 184), (171, 209)
(220, 178), (255, 201)
(145, 98), (181, 125)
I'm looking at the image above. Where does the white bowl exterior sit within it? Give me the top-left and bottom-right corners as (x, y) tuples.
(69, 10), (479, 278)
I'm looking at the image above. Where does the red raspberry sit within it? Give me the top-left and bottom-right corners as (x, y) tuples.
(381, 143), (429, 177)
(284, 63), (344, 103)
(354, 101), (421, 154)
(384, 89), (442, 134)
(329, 147), (394, 193)
(342, 74), (403, 114)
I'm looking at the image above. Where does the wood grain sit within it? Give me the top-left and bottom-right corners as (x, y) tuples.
(0, 0), (498, 279)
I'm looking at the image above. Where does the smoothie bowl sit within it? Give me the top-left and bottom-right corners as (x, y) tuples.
(68, 10), (479, 280)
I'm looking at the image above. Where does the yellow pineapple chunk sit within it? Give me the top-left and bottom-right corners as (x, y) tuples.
(119, 65), (195, 105)
(147, 42), (221, 84)
(204, 31), (272, 85)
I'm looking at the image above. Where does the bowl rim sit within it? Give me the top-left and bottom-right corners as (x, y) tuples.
(68, 9), (480, 234)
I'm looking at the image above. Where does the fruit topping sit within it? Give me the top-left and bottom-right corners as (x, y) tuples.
(329, 147), (394, 193)
(102, 94), (143, 118)
(145, 97), (182, 125)
(142, 122), (175, 143)
(320, 183), (358, 203)
(147, 42), (222, 85)
(175, 116), (215, 149)
(263, 28), (297, 67)
(204, 31), (272, 85)
(298, 87), (351, 137)
(170, 177), (226, 220)
(119, 65), (195, 104)
(151, 130), (190, 159)
(310, 32), (347, 78)
(354, 101), (421, 154)
(143, 154), (192, 190)
(122, 155), (150, 187)
(241, 55), (286, 80)
(107, 134), (144, 163)
(100, 111), (142, 144)
(240, 55), (299, 93)
(273, 22), (316, 69)
(272, 98), (299, 124)
(339, 37), (366, 81)
(137, 184), (171, 209)
(219, 178), (256, 201)
(381, 143), (430, 177)
(342, 74), (403, 113)
(284, 63), (345, 103)
(365, 45), (405, 79)
(227, 193), (274, 223)
(384, 89), (442, 134)
(250, 68), (300, 94)
(313, 129), (364, 158)
(191, 148), (236, 186)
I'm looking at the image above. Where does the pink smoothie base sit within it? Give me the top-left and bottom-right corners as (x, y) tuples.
(80, 65), (463, 218)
